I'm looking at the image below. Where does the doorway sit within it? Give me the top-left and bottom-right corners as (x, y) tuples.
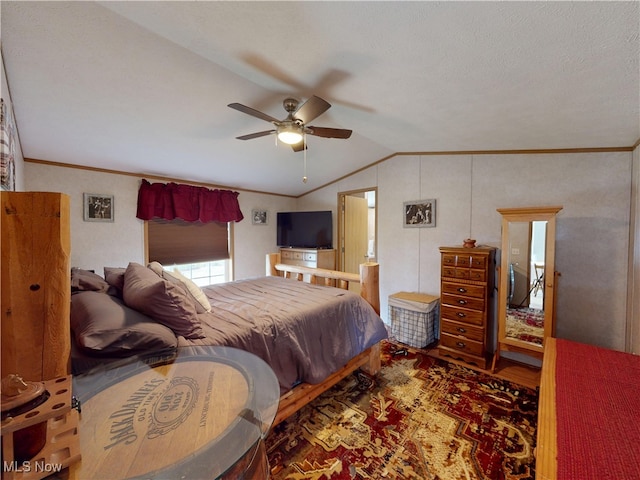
(337, 188), (377, 275)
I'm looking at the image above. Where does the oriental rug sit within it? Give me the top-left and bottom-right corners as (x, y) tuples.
(506, 307), (544, 345)
(266, 341), (538, 480)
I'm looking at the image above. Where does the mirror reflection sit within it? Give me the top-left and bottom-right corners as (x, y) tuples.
(505, 221), (546, 346)
(494, 205), (561, 371)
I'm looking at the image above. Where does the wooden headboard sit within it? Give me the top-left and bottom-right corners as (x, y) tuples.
(1, 192), (71, 381)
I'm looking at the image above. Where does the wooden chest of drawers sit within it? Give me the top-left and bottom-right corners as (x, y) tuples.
(438, 246), (495, 369)
(280, 248), (336, 269)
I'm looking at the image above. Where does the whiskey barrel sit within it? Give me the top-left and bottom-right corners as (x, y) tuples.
(70, 347), (278, 479)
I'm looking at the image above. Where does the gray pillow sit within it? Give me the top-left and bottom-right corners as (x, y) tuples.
(104, 267), (126, 297)
(71, 268), (112, 294)
(147, 261), (212, 313)
(71, 291), (177, 356)
(123, 262), (204, 339)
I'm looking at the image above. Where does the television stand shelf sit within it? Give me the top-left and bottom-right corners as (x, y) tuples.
(280, 248), (336, 270)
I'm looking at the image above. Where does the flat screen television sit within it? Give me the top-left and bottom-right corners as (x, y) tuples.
(277, 211), (333, 249)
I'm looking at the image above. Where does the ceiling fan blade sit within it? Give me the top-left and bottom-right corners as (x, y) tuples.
(236, 130), (276, 140)
(228, 103), (280, 124)
(291, 141), (308, 152)
(307, 126), (352, 139)
(294, 95), (331, 124)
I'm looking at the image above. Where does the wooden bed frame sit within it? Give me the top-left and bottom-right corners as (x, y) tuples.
(265, 253), (382, 426)
(537, 336), (640, 480)
(536, 336), (558, 480)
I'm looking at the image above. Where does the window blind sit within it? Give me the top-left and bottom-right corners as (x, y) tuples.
(147, 218), (229, 265)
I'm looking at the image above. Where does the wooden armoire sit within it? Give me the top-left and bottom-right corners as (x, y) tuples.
(1, 192), (71, 381)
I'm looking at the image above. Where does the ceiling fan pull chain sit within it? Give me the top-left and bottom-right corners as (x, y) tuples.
(303, 134), (308, 183)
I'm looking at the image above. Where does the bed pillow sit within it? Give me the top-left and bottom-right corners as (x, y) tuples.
(71, 291), (177, 356)
(71, 268), (112, 294)
(147, 261), (212, 313)
(104, 267), (126, 297)
(123, 262), (204, 339)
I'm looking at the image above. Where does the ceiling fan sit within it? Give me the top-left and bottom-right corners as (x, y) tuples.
(228, 95), (352, 152)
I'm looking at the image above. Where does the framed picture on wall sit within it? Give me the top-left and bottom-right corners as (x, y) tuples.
(403, 199), (436, 228)
(84, 193), (114, 222)
(252, 209), (268, 225)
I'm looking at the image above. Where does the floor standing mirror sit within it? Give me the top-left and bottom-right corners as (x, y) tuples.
(492, 206), (563, 371)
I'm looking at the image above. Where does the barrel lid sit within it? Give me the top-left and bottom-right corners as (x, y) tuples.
(72, 346), (279, 479)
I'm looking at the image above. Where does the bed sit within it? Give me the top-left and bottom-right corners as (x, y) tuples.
(69, 254), (387, 425)
(536, 337), (640, 480)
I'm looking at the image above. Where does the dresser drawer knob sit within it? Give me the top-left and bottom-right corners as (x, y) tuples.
(456, 341), (466, 348)
(458, 299), (467, 305)
(457, 312), (466, 318)
(457, 327), (466, 333)
(457, 287), (467, 293)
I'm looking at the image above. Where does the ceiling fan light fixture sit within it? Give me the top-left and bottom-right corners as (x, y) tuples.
(277, 125), (303, 145)
(229, 95), (351, 148)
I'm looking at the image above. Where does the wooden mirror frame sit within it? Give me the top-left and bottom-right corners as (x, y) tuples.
(492, 206), (563, 371)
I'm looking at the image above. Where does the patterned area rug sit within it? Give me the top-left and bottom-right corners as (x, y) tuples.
(506, 307), (544, 345)
(266, 341), (538, 480)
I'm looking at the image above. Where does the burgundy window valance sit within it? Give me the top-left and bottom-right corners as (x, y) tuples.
(136, 179), (244, 223)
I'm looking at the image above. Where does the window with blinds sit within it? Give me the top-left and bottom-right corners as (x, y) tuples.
(146, 218), (229, 265)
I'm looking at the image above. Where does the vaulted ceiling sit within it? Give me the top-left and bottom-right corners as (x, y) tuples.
(1, 1), (638, 196)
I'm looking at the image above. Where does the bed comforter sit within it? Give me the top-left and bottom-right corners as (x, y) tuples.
(70, 266), (388, 394)
(180, 276), (388, 393)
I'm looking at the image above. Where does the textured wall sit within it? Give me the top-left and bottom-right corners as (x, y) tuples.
(24, 163), (296, 280)
(25, 164), (145, 273)
(298, 151), (633, 353)
(631, 145), (640, 354)
(25, 150), (635, 354)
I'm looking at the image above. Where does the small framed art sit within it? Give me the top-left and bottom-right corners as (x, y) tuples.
(252, 209), (268, 225)
(404, 199), (436, 228)
(84, 193), (114, 222)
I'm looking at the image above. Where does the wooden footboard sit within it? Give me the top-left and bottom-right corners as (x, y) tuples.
(266, 253), (380, 314)
(266, 253), (382, 425)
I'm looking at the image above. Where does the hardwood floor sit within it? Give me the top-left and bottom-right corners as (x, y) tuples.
(420, 343), (541, 390)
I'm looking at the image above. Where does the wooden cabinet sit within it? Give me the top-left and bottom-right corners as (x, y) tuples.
(280, 248), (336, 270)
(438, 246), (495, 369)
(1, 192), (71, 381)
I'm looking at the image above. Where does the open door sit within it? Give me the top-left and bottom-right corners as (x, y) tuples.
(338, 189), (376, 277)
(343, 195), (368, 274)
